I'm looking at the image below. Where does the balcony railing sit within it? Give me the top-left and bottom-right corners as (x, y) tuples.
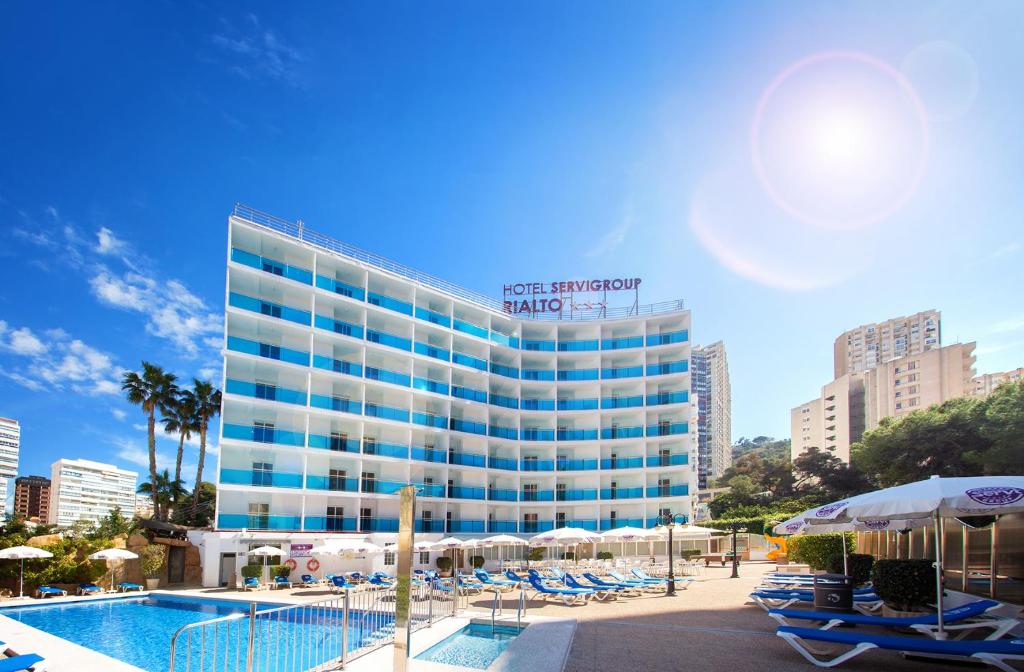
(449, 452), (487, 468)
(225, 379), (307, 405)
(520, 520), (555, 533)
(413, 377), (449, 396)
(600, 518), (644, 530)
(226, 336), (309, 366)
(414, 342), (450, 362)
(359, 518), (399, 532)
(601, 335), (643, 350)
(600, 426), (644, 440)
(646, 329), (688, 346)
(452, 352), (487, 371)
(307, 434), (360, 453)
(487, 488), (518, 501)
(367, 291), (413, 316)
(415, 519), (445, 532)
(364, 403), (410, 423)
(314, 274), (365, 300)
(488, 425), (518, 441)
(451, 385), (487, 403)
(229, 292), (311, 326)
(556, 458), (599, 471)
(646, 391), (689, 406)
(366, 328), (412, 352)
(557, 339), (599, 352)
(448, 520), (485, 533)
(231, 248), (312, 285)
(520, 490), (554, 502)
(520, 459), (554, 471)
(218, 513), (301, 530)
(521, 428), (555, 442)
(488, 456), (518, 471)
(646, 484), (689, 497)
(411, 446), (447, 463)
(521, 369), (555, 382)
(222, 423), (304, 446)
(521, 398), (556, 411)
(453, 319), (488, 339)
(305, 475), (359, 491)
(312, 354), (362, 377)
(488, 520), (518, 533)
(488, 393), (519, 410)
(557, 398), (599, 411)
(599, 456), (645, 470)
(414, 306), (451, 328)
(646, 422), (688, 437)
(449, 418), (487, 435)
(362, 441), (408, 459)
(557, 369), (599, 382)
(220, 469), (303, 488)
(448, 486), (486, 500)
(646, 453), (689, 467)
(559, 519), (598, 531)
(647, 360), (689, 376)
(600, 487), (644, 499)
(303, 516), (357, 531)
(313, 314), (364, 339)
(489, 332), (519, 349)
(489, 362), (519, 379)
(557, 428), (599, 441)
(310, 394), (362, 415)
(601, 395), (644, 409)
(414, 483), (446, 498)
(412, 412), (447, 429)
(556, 489), (598, 501)
(521, 339), (556, 352)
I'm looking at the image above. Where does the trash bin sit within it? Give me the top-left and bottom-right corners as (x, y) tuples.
(813, 574), (854, 612)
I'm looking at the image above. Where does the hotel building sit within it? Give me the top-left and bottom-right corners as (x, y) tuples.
(13, 475), (51, 521)
(971, 368), (1024, 398)
(833, 310), (940, 378)
(48, 458), (137, 527)
(212, 206), (696, 545)
(0, 417), (21, 518)
(691, 342), (731, 488)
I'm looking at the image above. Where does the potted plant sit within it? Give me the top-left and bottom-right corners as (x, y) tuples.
(435, 556), (453, 577)
(139, 545), (166, 590)
(827, 553), (874, 586)
(596, 551), (613, 560)
(470, 555), (485, 569)
(871, 559), (937, 618)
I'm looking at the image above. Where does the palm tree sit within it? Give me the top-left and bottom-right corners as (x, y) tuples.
(161, 393), (198, 494)
(182, 379), (222, 520)
(122, 362), (178, 517)
(137, 469), (188, 521)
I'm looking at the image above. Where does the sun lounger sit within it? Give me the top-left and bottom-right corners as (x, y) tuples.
(330, 576), (356, 593)
(77, 583), (103, 595)
(776, 624), (1024, 671)
(34, 586), (66, 598)
(631, 568), (668, 584)
(272, 576), (292, 589)
(118, 582), (143, 592)
(757, 586), (877, 597)
(563, 573), (618, 600)
(368, 575), (395, 589)
(526, 575), (593, 605)
(503, 570), (527, 585)
(768, 599), (1016, 640)
(241, 577), (262, 591)
(0, 652), (46, 672)
(608, 571), (660, 591)
(751, 590), (882, 613)
(475, 569), (517, 590)
(299, 574), (319, 587)
(581, 573), (644, 595)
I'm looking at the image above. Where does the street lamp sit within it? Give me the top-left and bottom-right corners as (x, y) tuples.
(657, 513), (689, 596)
(730, 522), (747, 579)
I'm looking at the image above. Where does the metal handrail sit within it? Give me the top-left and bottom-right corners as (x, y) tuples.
(231, 203), (686, 322)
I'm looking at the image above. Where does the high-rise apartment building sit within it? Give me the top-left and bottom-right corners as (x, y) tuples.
(49, 458), (137, 527)
(212, 206), (696, 541)
(790, 373), (865, 464)
(13, 475), (51, 521)
(833, 310), (940, 378)
(692, 342), (731, 488)
(971, 368), (1024, 397)
(0, 417), (21, 481)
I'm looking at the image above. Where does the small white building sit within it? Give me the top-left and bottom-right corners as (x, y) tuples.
(49, 458), (137, 527)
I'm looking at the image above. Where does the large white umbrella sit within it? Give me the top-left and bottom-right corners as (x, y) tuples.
(479, 534), (527, 569)
(530, 527), (602, 565)
(412, 540), (436, 552)
(89, 548), (139, 592)
(602, 526), (660, 561)
(432, 537), (465, 573)
(248, 545), (287, 582)
(0, 546), (53, 598)
(310, 539), (383, 555)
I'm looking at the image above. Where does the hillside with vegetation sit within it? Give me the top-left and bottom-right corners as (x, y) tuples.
(732, 436), (790, 462)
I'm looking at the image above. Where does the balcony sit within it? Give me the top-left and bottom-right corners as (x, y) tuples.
(449, 418), (487, 436)
(601, 395), (643, 409)
(488, 393), (519, 410)
(601, 365), (644, 380)
(364, 403), (410, 423)
(416, 519), (446, 533)
(451, 385), (487, 403)
(225, 379), (307, 406)
(600, 426), (644, 440)
(232, 248), (312, 285)
(361, 479), (407, 495)
(646, 391), (689, 406)
(452, 352), (488, 372)
(367, 291), (413, 316)
(558, 339), (599, 352)
(313, 314), (363, 339)
(646, 330), (688, 346)
(227, 336), (309, 367)
(366, 329), (412, 352)
(305, 475), (358, 492)
(646, 453), (689, 467)
(520, 489), (554, 502)
(488, 487), (518, 502)
(521, 428), (555, 442)
(312, 355), (362, 378)
(412, 412), (447, 429)
(647, 360), (689, 376)
(521, 398), (556, 411)
(556, 489), (598, 501)
(521, 369), (555, 382)
(218, 513), (301, 530)
(362, 441), (409, 459)
(647, 515), (687, 527)
(600, 487), (644, 500)
(557, 398), (599, 411)
(411, 446), (447, 463)
(453, 318), (488, 339)
(520, 520), (555, 533)
(646, 422), (688, 437)
(490, 362), (519, 379)
(488, 520), (518, 533)
(557, 428), (598, 441)
(557, 369), (599, 382)
(599, 518), (644, 531)
(488, 425), (518, 441)
(490, 332), (519, 349)
(414, 342), (450, 362)
(304, 516), (357, 532)
(307, 434), (359, 453)
(359, 518), (399, 532)
(488, 456), (518, 471)
(448, 486), (486, 500)
(556, 458), (598, 471)
(310, 395), (362, 415)
(222, 423), (304, 446)
(520, 459), (554, 472)
(448, 520), (486, 534)
(413, 377), (449, 396)
(315, 275), (365, 301)
(414, 483), (446, 498)
(414, 306), (451, 328)
(229, 293), (311, 326)
(559, 519), (598, 531)
(449, 451), (487, 468)
(646, 484), (689, 497)
(601, 335), (643, 350)
(521, 339), (555, 352)
(600, 456), (645, 470)
(220, 469), (302, 489)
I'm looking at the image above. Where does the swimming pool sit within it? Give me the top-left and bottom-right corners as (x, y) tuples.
(416, 623), (524, 669)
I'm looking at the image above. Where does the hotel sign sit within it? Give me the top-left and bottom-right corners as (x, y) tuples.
(502, 278), (642, 316)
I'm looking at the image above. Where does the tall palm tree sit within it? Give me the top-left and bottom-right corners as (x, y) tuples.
(161, 393), (198, 494)
(182, 379), (221, 519)
(137, 469), (188, 521)
(122, 362), (178, 517)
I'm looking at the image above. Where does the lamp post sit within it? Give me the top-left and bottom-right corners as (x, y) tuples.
(730, 523), (747, 579)
(657, 513), (688, 596)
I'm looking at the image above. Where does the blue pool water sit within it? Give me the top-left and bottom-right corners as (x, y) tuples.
(416, 623), (524, 669)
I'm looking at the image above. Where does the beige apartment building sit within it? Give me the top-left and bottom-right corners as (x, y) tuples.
(971, 368), (1024, 397)
(790, 374), (864, 464)
(833, 310), (940, 378)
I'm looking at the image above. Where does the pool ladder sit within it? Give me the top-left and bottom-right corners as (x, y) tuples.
(491, 588), (526, 633)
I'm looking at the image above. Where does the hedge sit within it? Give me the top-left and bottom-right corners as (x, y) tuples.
(871, 559), (936, 611)
(787, 533), (855, 570)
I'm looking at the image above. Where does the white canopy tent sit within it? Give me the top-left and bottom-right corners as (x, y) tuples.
(0, 546), (53, 598)
(88, 548), (139, 591)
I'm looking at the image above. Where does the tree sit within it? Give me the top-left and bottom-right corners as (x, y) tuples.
(161, 392), (198, 494)
(137, 469), (187, 521)
(181, 379), (221, 514)
(979, 379), (1024, 474)
(93, 506), (135, 539)
(792, 447), (870, 500)
(175, 482), (216, 527)
(123, 362), (179, 516)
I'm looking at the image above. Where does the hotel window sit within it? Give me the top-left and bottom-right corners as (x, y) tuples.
(555, 512), (566, 527)
(247, 502), (270, 529)
(326, 506), (345, 531)
(254, 380), (277, 401)
(252, 462), (273, 487)
(260, 301), (282, 319)
(419, 551), (430, 564)
(908, 398), (920, 407)
(253, 421), (275, 443)
(384, 548), (396, 566)
(361, 472), (376, 493)
(908, 361), (918, 370)
(262, 259), (284, 276)
(328, 468), (347, 491)
(330, 431), (349, 452)
(896, 402), (903, 410)
(258, 343), (281, 360)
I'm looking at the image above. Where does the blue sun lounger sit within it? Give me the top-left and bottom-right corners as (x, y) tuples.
(118, 582), (143, 592)
(0, 653), (45, 672)
(330, 575), (356, 592)
(768, 599), (1016, 640)
(757, 586), (877, 597)
(751, 590), (882, 612)
(581, 572), (643, 594)
(631, 568), (669, 584)
(526, 575), (593, 605)
(562, 573), (618, 600)
(608, 571), (661, 591)
(34, 586), (66, 598)
(504, 570), (527, 585)
(299, 574), (318, 586)
(475, 569), (517, 589)
(776, 624), (1024, 671)
(77, 582), (103, 595)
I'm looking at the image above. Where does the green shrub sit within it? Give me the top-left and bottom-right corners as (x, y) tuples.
(240, 564), (263, 579)
(827, 553), (873, 585)
(679, 549), (702, 560)
(140, 545), (166, 579)
(470, 555), (485, 569)
(871, 559), (936, 611)
(528, 548), (545, 562)
(596, 551), (613, 560)
(561, 551), (575, 560)
(787, 534), (855, 570)
(271, 564), (289, 578)
(435, 556), (453, 574)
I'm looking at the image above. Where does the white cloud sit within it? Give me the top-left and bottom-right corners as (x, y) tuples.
(90, 271), (148, 309)
(584, 209), (634, 258)
(198, 367), (219, 380)
(95, 226), (127, 255)
(0, 324), (121, 395)
(1, 326), (47, 356)
(111, 408), (127, 421)
(211, 14), (303, 84)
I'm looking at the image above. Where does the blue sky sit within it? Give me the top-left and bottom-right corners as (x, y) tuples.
(1, 2), (1023, 485)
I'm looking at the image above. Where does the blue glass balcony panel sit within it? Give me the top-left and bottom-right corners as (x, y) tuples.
(557, 398), (599, 411)
(232, 248), (312, 285)
(557, 339), (599, 352)
(449, 452), (487, 468)
(556, 489), (597, 501)
(366, 329), (412, 352)
(220, 469), (302, 489)
(229, 292), (311, 326)
(449, 418), (487, 435)
(448, 520), (485, 533)
(521, 339), (555, 352)
(307, 434), (360, 452)
(305, 475), (359, 492)
(362, 442), (409, 459)
(452, 352), (488, 372)
(222, 423), (304, 446)
(556, 458), (598, 471)
(367, 292), (413, 316)
(647, 453), (689, 467)
(601, 395), (644, 409)
(489, 362), (519, 379)
(451, 385), (487, 403)
(521, 429), (555, 442)
(314, 315), (364, 339)
(226, 336), (309, 366)
(309, 394), (362, 415)
(225, 379), (307, 405)
(600, 426), (644, 440)
(453, 319), (488, 339)
(412, 412), (447, 429)
(448, 486), (486, 500)
(600, 487), (644, 500)
(646, 516), (687, 527)
(416, 519), (446, 533)
(303, 517), (357, 532)
(646, 330), (689, 346)
(646, 391), (689, 406)
(521, 398), (556, 411)
(600, 518), (644, 531)
(488, 393), (519, 410)
(312, 354), (362, 378)
(561, 520), (598, 531)
(219, 514), (301, 530)
(360, 518), (399, 532)
(364, 403), (410, 423)
(414, 342), (450, 362)
(599, 456), (645, 470)
(521, 369), (555, 382)
(411, 446), (447, 463)
(601, 335), (644, 350)
(490, 332), (519, 349)
(557, 369), (599, 381)
(646, 484), (689, 497)
(557, 428), (599, 441)
(646, 360), (689, 376)
(488, 456), (518, 471)
(488, 520), (518, 533)
(601, 366), (644, 380)
(364, 366), (411, 388)
(364, 480), (407, 495)
(520, 521), (554, 533)
(414, 483), (446, 498)
(520, 490), (554, 502)
(519, 459), (554, 472)
(488, 425), (518, 441)
(488, 488), (518, 502)
(414, 306), (451, 328)
(315, 275), (365, 301)
(413, 377), (449, 396)
(646, 422), (689, 437)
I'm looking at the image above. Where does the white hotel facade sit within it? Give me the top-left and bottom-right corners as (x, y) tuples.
(196, 206), (696, 584)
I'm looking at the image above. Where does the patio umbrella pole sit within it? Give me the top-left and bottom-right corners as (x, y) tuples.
(19, 558), (24, 598)
(933, 510), (945, 639)
(842, 534), (848, 576)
